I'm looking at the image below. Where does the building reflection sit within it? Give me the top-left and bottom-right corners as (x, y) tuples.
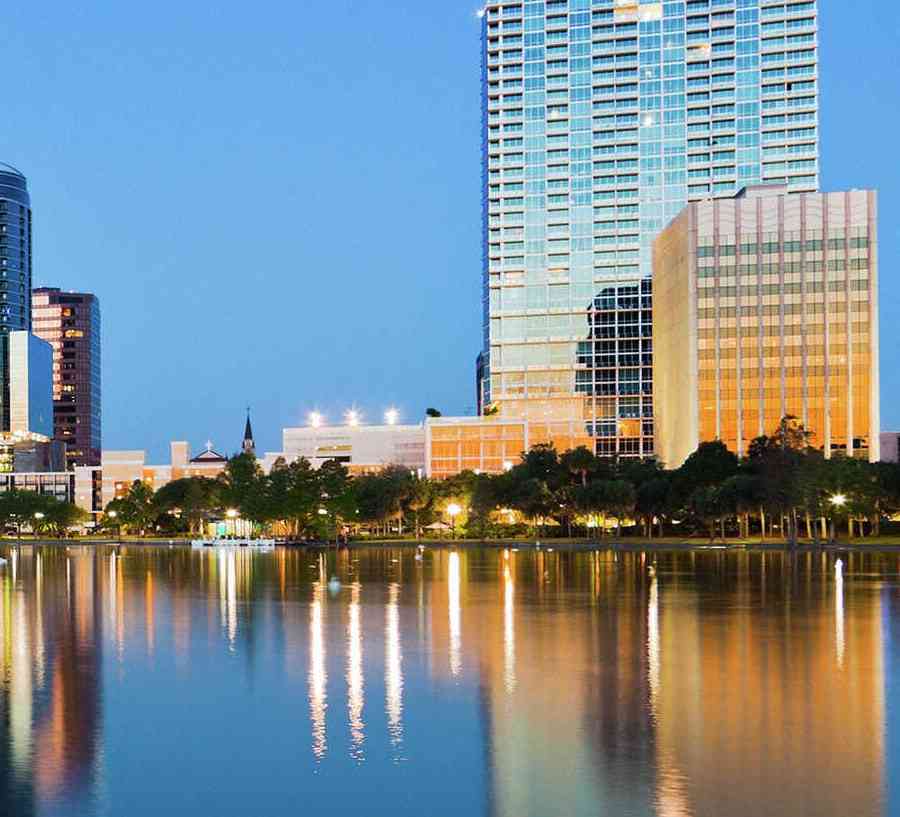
(346, 582), (365, 761)
(0, 546), (890, 817)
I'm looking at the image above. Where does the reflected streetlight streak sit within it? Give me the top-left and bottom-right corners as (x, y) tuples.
(648, 575), (660, 719)
(835, 558), (844, 668)
(218, 550), (238, 649)
(503, 555), (516, 693)
(11, 582), (32, 778)
(385, 583), (404, 751)
(448, 552), (462, 676)
(309, 581), (328, 759)
(145, 570), (155, 657)
(346, 582), (365, 760)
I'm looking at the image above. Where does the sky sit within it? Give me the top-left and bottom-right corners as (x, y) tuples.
(0, 1), (897, 461)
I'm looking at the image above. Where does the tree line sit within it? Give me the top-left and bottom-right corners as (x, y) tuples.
(103, 418), (900, 544)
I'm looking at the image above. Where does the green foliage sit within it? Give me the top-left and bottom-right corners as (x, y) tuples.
(91, 415), (900, 543)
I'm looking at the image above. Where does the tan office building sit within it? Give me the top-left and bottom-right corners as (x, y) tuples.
(654, 186), (878, 468)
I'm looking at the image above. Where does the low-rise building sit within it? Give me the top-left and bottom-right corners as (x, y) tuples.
(268, 423), (426, 475)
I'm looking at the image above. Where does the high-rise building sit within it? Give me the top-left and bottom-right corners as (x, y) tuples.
(653, 186), (878, 467)
(479, 0), (818, 458)
(0, 164), (33, 429)
(32, 288), (101, 467)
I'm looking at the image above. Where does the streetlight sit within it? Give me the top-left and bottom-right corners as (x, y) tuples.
(447, 503), (462, 538)
(108, 509), (119, 540)
(33, 512), (44, 539)
(503, 461), (514, 472)
(346, 409), (361, 427)
(309, 411), (324, 428)
(226, 508), (238, 539)
(385, 408), (399, 426)
(828, 493), (847, 544)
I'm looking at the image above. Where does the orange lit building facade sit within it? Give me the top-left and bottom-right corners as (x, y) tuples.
(654, 186), (878, 468)
(426, 414), (593, 479)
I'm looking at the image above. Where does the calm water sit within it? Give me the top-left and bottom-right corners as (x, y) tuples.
(1, 545), (898, 817)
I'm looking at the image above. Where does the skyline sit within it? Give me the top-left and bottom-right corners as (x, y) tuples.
(1, 1), (897, 460)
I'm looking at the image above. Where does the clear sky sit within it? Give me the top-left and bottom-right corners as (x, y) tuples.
(1, 1), (897, 460)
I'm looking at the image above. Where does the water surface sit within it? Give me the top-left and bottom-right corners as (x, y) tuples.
(0, 545), (897, 817)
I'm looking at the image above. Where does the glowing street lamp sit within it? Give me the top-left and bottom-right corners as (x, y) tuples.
(385, 408), (399, 426)
(226, 508), (238, 538)
(503, 461), (514, 472)
(309, 411), (324, 428)
(828, 494), (847, 544)
(33, 511), (44, 539)
(346, 409), (361, 427)
(447, 502), (462, 538)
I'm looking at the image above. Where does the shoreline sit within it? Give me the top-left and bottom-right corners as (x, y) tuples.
(4, 536), (900, 552)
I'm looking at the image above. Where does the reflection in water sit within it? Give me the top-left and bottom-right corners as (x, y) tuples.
(503, 553), (516, 694)
(0, 546), (894, 817)
(346, 582), (365, 761)
(448, 551), (461, 677)
(836, 557), (845, 668)
(309, 579), (327, 760)
(385, 583), (404, 754)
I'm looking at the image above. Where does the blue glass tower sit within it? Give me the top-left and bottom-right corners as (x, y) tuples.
(480, 0), (818, 457)
(0, 164), (33, 431)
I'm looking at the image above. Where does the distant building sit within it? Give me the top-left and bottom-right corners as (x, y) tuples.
(99, 417), (246, 509)
(242, 411), (255, 457)
(265, 423), (426, 475)
(101, 440), (231, 509)
(32, 288), (101, 467)
(881, 433), (900, 464)
(426, 416), (526, 479)
(653, 187), (879, 468)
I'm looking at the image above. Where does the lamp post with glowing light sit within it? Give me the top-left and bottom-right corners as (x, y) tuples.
(346, 409), (361, 427)
(385, 408), (399, 426)
(309, 412), (324, 429)
(226, 508), (238, 539)
(828, 493), (847, 544)
(447, 503), (462, 539)
(33, 511), (44, 538)
(108, 509), (119, 540)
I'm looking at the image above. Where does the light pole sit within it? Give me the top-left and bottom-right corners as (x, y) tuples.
(829, 493), (847, 544)
(33, 512), (44, 539)
(108, 509), (119, 540)
(226, 508), (238, 539)
(447, 503), (461, 539)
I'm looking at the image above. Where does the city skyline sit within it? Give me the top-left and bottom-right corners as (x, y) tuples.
(0, 1), (896, 460)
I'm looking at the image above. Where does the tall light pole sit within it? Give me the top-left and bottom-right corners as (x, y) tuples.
(33, 512), (44, 539)
(447, 503), (462, 539)
(829, 493), (847, 544)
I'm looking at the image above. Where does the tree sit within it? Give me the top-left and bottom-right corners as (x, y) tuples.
(561, 446), (597, 487)
(221, 453), (268, 525)
(105, 480), (157, 535)
(636, 476), (672, 538)
(154, 477), (222, 533)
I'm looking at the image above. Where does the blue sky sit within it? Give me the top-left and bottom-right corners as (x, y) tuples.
(1, 1), (897, 460)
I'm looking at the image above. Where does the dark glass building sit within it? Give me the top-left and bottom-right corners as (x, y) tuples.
(32, 289), (101, 467)
(0, 164), (33, 430)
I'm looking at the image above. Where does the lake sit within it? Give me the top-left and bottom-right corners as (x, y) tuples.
(0, 544), (897, 817)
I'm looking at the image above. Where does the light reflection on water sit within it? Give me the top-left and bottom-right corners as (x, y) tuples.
(0, 545), (896, 816)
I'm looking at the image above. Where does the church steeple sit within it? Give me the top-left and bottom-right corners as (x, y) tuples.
(242, 408), (256, 457)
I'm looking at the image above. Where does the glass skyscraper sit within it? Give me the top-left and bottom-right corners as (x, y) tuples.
(479, 0), (818, 457)
(0, 164), (33, 431)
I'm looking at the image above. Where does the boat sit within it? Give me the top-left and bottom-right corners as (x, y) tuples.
(191, 537), (276, 551)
